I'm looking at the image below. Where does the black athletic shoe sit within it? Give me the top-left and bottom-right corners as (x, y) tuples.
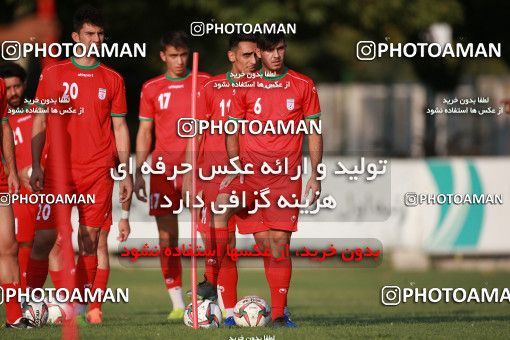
(186, 277), (218, 301)
(5, 317), (36, 329)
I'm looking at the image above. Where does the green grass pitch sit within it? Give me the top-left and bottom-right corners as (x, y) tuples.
(2, 264), (510, 339)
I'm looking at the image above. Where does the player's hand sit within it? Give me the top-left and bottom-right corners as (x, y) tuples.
(220, 173), (242, 190)
(117, 218), (131, 242)
(119, 176), (133, 203)
(30, 166), (44, 192)
(134, 174), (147, 202)
(7, 172), (20, 194)
(303, 177), (321, 206)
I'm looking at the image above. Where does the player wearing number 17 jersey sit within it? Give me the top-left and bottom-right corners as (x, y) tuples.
(134, 31), (210, 320)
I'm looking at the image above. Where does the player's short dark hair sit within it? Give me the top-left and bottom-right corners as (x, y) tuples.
(0, 62), (27, 83)
(257, 22), (286, 51)
(73, 5), (107, 32)
(160, 31), (190, 51)
(229, 33), (258, 50)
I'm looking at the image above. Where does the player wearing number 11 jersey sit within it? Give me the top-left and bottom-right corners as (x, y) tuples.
(0, 62), (48, 292)
(0, 74), (33, 329)
(134, 31), (210, 320)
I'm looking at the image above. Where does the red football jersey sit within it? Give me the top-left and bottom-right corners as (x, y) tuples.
(229, 68), (321, 175)
(197, 72), (237, 183)
(8, 104), (48, 170)
(139, 71), (210, 169)
(35, 58), (127, 169)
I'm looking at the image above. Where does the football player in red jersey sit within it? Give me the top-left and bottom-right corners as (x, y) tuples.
(0, 62), (48, 291)
(0, 77), (33, 328)
(193, 33), (259, 326)
(205, 29), (323, 327)
(27, 5), (133, 324)
(134, 31), (210, 320)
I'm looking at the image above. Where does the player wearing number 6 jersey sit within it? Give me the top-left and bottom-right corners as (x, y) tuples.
(213, 29), (323, 327)
(134, 31), (210, 320)
(27, 5), (133, 323)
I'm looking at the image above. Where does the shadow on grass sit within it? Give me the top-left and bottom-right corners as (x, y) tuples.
(298, 313), (510, 326)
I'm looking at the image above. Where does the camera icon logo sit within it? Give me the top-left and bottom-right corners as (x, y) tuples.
(177, 118), (197, 138)
(190, 22), (206, 37)
(1, 41), (22, 61)
(381, 285), (401, 306)
(356, 41), (377, 61)
(0, 193), (11, 206)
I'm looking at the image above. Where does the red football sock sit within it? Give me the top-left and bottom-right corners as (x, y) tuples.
(217, 253), (238, 309)
(49, 269), (63, 290)
(1, 283), (22, 324)
(48, 269), (60, 288)
(160, 253), (182, 289)
(26, 257), (49, 289)
(17, 246), (32, 290)
(89, 268), (110, 311)
(49, 267), (76, 292)
(204, 227), (229, 286)
(267, 255), (292, 320)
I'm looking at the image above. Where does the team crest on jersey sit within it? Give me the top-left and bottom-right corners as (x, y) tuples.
(98, 88), (107, 100)
(286, 98), (295, 110)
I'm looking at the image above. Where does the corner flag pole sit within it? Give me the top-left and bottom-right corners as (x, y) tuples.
(190, 52), (199, 329)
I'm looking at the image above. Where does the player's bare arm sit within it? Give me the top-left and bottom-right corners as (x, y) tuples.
(29, 112), (46, 192)
(134, 119), (153, 201)
(304, 117), (323, 206)
(117, 198), (132, 242)
(2, 120), (19, 194)
(113, 116), (133, 203)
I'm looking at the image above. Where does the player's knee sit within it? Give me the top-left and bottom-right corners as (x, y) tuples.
(254, 232), (270, 252)
(33, 230), (57, 248)
(81, 243), (98, 256)
(0, 241), (18, 257)
(212, 196), (232, 224)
